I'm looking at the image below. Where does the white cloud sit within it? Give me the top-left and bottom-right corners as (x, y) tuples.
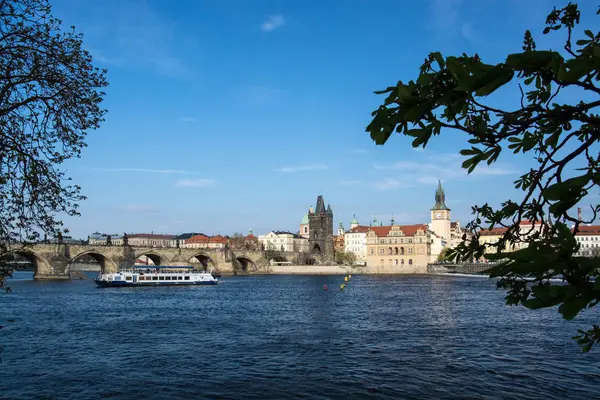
(75, 0), (192, 78)
(374, 153), (517, 185)
(261, 15), (285, 32)
(276, 164), (328, 173)
(339, 180), (363, 186)
(121, 204), (160, 214)
(176, 178), (215, 188)
(179, 117), (196, 123)
(372, 178), (412, 190)
(93, 168), (189, 174)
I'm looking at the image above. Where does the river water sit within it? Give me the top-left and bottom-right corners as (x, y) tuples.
(1, 272), (599, 399)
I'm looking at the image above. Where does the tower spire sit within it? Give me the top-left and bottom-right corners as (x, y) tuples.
(432, 179), (450, 210)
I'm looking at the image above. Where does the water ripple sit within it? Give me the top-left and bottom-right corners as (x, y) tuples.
(1, 273), (599, 399)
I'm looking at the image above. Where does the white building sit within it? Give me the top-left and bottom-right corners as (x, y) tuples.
(88, 232), (122, 246)
(574, 225), (600, 257)
(258, 231), (309, 252)
(344, 225), (369, 263)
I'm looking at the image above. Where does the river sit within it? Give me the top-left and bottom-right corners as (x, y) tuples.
(1, 272), (599, 399)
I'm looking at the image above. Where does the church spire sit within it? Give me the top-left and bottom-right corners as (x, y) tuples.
(432, 179), (450, 210)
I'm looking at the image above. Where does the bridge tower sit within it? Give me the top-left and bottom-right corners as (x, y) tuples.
(308, 195), (334, 262)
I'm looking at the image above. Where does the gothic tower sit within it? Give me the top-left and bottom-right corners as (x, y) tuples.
(430, 180), (451, 242)
(308, 195), (334, 261)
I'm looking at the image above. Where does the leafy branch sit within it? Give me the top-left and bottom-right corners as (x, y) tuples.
(367, 3), (600, 351)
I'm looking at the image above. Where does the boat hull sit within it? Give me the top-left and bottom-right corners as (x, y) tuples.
(95, 280), (218, 288)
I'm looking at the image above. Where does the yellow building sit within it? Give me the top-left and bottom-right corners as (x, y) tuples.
(365, 224), (433, 272)
(478, 220), (544, 254)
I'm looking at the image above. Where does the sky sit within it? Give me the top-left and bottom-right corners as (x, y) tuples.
(48, 0), (599, 239)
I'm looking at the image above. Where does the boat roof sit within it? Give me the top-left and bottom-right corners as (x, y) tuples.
(132, 265), (193, 269)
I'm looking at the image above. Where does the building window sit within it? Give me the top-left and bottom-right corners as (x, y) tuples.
(394, 259), (398, 265)
(388, 247), (392, 255)
(380, 259), (384, 266)
(401, 259), (404, 265)
(394, 247), (399, 255)
(408, 259), (413, 265)
(370, 248), (374, 255)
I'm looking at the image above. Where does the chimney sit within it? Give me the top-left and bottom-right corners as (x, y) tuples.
(578, 207), (582, 221)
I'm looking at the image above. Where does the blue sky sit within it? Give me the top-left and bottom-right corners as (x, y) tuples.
(50, 0), (599, 239)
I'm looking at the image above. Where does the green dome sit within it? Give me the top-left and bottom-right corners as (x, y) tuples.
(350, 215), (359, 225)
(300, 214), (309, 225)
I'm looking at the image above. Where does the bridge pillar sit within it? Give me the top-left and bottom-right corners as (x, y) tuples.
(34, 246), (70, 280)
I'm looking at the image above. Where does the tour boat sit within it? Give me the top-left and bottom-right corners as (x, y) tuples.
(95, 265), (218, 288)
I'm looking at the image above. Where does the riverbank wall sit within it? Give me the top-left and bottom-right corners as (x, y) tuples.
(235, 264), (428, 275)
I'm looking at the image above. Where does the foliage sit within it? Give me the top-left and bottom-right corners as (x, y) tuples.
(367, 3), (600, 351)
(0, 0), (107, 289)
(437, 248), (453, 262)
(335, 250), (357, 265)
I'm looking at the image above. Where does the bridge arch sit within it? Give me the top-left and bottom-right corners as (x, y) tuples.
(134, 252), (166, 266)
(2, 250), (52, 277)
(235, 256), (256, 272)
(68, 251), (117, 274)
(188, 253), (215, 271)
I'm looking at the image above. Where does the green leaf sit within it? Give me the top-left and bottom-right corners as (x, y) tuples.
(396, 85), (412, 101)
(474, 66), (514, 96)
(468, 65), (514, 95)
(559, 295), (592, 320)
(563, 57), (596, 81)
(543, 174), (590, 201)
(431, 51), (445, 69)
(403, 100), (433, 122)
(506, 50), (554, 72)
(584, 29), (594, 39)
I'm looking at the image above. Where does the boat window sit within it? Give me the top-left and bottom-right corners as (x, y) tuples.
(139, 276), (145, 281)
(152, 276), (158, 281)
(178, 276), (183, 280)
(125, 276), (132, 281)
(165, 276), (171, 280)
(185, 276), (190, 280)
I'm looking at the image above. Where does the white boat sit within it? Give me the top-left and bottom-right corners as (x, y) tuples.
(95, 265), (218, 288)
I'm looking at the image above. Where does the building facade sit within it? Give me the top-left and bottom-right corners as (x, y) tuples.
(183, 234), (228, 249)
(88, 232), (122, 246)
(478, 220), (546, 254)
(308, 195), (334, 261)
(344, 225), (369, 264)
(258, 231), (309, 252)
(365, 224), (434, 269)
(574, 225), (600, 257)
(126, 234), (176, 248)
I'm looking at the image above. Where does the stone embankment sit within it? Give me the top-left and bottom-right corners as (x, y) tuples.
(234, 264), (429, 275)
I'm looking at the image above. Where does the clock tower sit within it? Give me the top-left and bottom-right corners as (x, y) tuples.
(430, 180), (451, 242)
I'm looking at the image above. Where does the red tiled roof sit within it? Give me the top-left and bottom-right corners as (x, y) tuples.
(245, 233), (258, 240)
(348, 225), (370, 233)
(479, 227), (508, 236)
(210, 235), (228, 244)
(187, 234), (210, 243)
(574, 225), (600, 236)
(368, 224), (428, 237)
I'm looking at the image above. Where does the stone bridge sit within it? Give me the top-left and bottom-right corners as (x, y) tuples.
(3, 243), (322, 279)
